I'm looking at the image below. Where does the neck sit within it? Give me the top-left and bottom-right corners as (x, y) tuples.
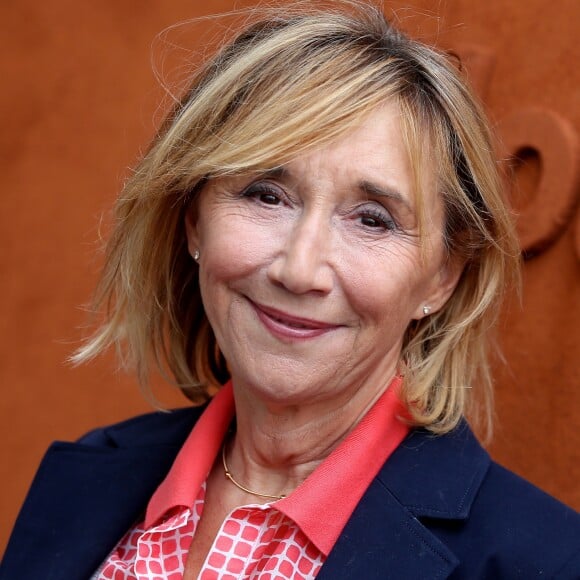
(225, 372), (397, 499)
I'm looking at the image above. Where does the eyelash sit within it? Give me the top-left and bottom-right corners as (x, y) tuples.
(357, 206), (397, 232)
(240, 182), (284, 206)
(240, 181), (398, 233)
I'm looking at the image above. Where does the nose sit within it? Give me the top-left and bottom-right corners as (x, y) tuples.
(267, 212), (334, 295)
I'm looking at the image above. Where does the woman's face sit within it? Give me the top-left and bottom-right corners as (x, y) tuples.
(186, 104), (461, 408)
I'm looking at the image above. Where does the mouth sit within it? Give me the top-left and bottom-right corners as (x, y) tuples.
(249, 300), (340, 339)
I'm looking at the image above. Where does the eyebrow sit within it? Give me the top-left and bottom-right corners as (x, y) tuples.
(359, 180), (414, 214)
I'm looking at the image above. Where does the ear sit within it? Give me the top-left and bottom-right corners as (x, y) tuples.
(184, 205), (200, 259)
(413, 255), (465, 320)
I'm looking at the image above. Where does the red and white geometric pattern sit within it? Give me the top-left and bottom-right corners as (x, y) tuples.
(95, 483), (324, 579)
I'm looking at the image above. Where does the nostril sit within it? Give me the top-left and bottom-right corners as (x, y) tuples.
(265, 217), (333, 294)
(267, 253), (333, 295)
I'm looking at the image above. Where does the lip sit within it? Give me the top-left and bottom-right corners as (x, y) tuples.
(250, 300), (340, 340)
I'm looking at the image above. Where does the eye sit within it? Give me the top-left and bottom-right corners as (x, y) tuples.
(357, 206), (397, 232)
(241, 182), (284, 206)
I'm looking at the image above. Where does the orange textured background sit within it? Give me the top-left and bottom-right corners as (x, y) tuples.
(1, 0), (578, 555)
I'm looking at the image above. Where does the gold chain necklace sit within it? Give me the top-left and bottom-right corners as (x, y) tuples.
(221, 442), (286, 500)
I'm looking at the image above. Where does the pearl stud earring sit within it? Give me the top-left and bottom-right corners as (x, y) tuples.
(193, 249), (200, 262)
(422, 306), (431, 316)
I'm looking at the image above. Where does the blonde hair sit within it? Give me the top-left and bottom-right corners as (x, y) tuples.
(74, 2), (520, 436)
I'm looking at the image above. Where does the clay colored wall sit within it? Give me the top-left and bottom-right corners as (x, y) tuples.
(1, 0), (578, 555)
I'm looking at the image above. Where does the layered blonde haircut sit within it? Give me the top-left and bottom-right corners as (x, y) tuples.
(74, 1), (519, 436)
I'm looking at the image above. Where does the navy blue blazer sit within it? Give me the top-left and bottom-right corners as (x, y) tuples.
(2, 406), (579, 579)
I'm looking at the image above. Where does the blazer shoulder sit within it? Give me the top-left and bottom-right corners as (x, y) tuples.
(78, 404), (207, 448)
(380, 422), (580, 577)
(479, 459), (580, 534)
(465, 459), (580, 577)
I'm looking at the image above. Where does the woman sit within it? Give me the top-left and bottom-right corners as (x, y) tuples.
(2, 3), (579, 579)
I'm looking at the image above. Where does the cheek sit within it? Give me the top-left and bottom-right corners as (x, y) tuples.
(339, 246), (427, 327)
(197, 215), (275, 293)
(196, 189), (293, 268)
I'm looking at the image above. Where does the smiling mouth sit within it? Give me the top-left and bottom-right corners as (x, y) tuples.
(250, 300), (339, 339)
(267, 311), (321, 329)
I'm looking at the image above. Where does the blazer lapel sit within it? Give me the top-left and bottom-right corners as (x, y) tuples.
(1, 408), (200, 580)
(318, 421), (490, 579)
(317, 477), (459, 579)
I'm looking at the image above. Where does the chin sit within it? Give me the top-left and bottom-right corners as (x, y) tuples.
(230, 363), (327, 407)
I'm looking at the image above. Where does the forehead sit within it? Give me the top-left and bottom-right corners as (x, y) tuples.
(293, 103), (408, 169)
